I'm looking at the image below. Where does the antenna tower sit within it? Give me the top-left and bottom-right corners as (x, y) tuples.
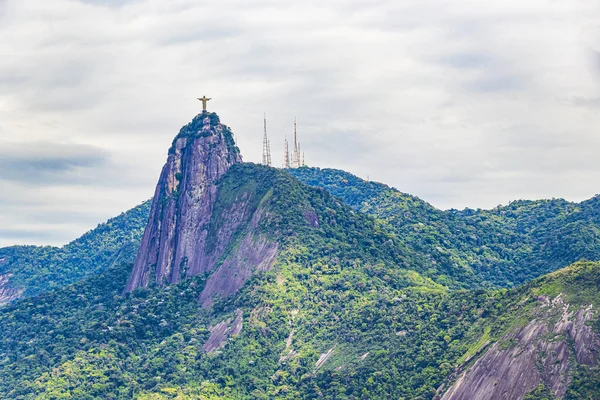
(262, 113), (272, 166)
(293, 118), (299, 168)
(284, 136), (290, 168)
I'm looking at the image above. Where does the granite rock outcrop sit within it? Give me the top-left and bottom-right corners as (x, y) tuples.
(439, 294), (600, 400)
(126, 113), (247, 294)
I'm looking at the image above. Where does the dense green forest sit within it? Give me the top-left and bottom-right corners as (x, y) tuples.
(0, 258), (487, 399)
(289, 167), (600, 286)
(0, 201), (150, 301)
(0, 164), (468, 399)
(1, 164), (600, 399)
(1, 258), (597, 398)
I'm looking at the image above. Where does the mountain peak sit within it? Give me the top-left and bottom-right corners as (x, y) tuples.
(125, 113), (243, 292)
(168, 112), (240, 160)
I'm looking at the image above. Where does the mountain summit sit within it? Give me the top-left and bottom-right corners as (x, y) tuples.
(125, 113), (243, 292)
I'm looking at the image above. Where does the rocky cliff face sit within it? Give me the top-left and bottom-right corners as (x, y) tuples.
(0, 272), (23, 306)
(198, 207), (278, 307)
(125, 113), (244, 293)
(438, 294), (600, 400)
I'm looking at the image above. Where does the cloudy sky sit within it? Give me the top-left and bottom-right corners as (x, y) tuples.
(1, 0), (599, 247)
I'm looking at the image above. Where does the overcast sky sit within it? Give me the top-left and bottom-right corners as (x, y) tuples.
(1, 0), (600, 247)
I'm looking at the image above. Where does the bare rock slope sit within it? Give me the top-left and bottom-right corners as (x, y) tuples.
(0, 273), (22, 305)
(439, 263), (600, 400)
(125, 113), (280, 305)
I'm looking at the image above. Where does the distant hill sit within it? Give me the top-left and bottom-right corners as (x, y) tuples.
(0, 200), (150, 304)
(289, 167), (600, 287)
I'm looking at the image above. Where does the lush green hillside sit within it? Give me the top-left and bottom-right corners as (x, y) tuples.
(1, 165), (599, 399)
(0, 164), (491, 399)
(0, 260), (493, 400)
(289, 167), (600, 287)
(2, 257), (597, 398)
(0, 201), (150, 303)
(5, 166), (599, 305)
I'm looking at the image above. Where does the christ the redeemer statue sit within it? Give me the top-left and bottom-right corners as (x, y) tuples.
(198, 96), (211, 112)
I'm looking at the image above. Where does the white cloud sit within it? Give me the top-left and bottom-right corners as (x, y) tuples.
(1, 0), (600, 246)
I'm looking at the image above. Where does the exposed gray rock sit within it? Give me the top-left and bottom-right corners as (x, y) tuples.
(202, 309), (244, 353)
(280, 329), (297, 362)
(202, 319), (230, 353)
(230, 309), (244, 336)
(315, 347), (335, 372)
(567, 306), (599, 366)
(125, 113), (243, 292)
(199, 208), (278, 307)
(439, 296), (599, 400)
(0, 274), (23, 305)
(440, 323), (543, 400)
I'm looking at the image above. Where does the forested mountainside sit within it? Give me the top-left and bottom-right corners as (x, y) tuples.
(1, 112), (599, 400)
(1, 162), (471, 399)
(0, 201), (150, 304)
(289, 168), (600, 287)
(6, 166), (600, 305)
(1, 241), (598, 398)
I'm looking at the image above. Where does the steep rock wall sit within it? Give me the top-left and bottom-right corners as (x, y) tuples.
(125, 113), (242, 292)
(439, 295), (599, 400)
